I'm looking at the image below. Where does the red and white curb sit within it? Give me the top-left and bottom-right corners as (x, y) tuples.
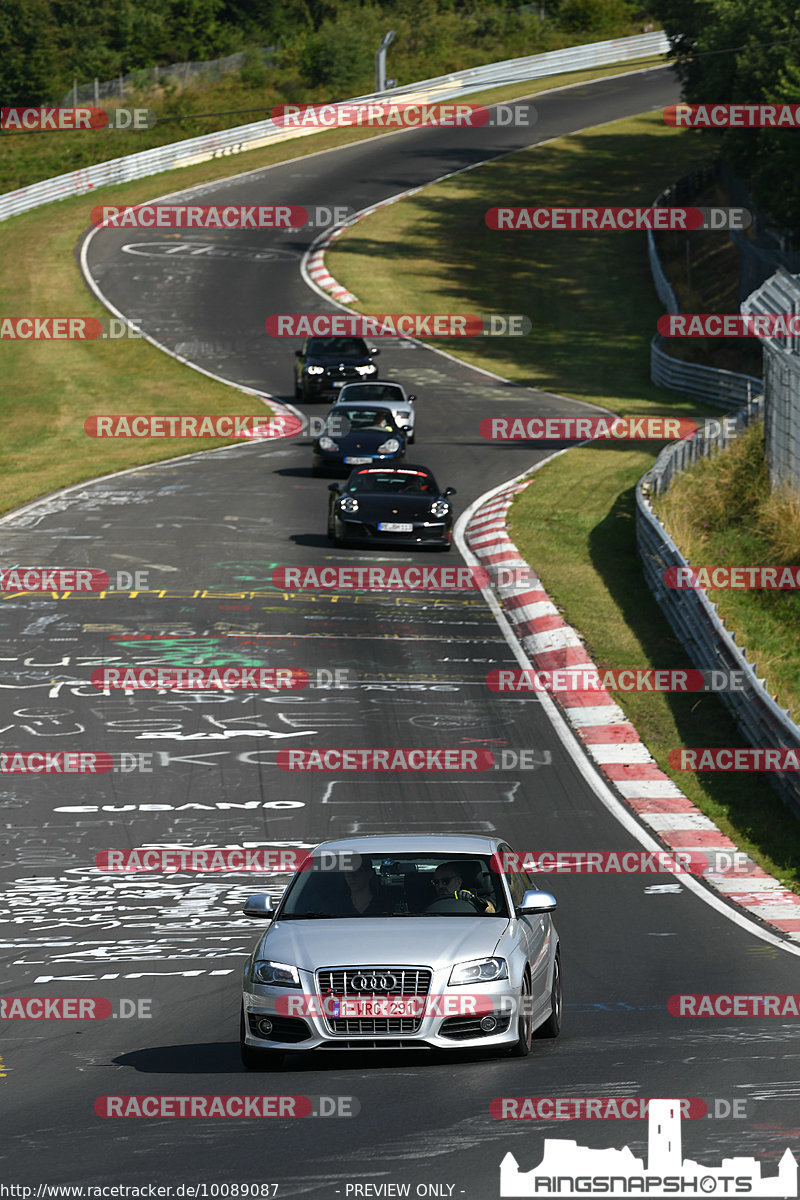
(305, 224), (359, 303)
(466, 480), (800, 941)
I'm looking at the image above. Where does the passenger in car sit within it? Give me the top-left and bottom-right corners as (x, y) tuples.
(342, 860), (393, 915)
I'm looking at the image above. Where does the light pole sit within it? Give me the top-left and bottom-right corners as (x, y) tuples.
(376, 30), (396, 93)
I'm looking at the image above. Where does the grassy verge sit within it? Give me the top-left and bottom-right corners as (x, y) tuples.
(0, 57), (666, 516)
(655, 424), (800, 718)
(325, 109), (800, 888)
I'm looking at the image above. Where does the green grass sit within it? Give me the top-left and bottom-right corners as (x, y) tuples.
(325, 109), (800, 889)
(655, 424), (800, 720)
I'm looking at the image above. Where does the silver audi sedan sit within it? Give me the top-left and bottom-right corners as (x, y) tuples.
(240, 834), (561, 1068)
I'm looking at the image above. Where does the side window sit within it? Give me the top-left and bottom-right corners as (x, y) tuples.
(506, 870), (525, 908)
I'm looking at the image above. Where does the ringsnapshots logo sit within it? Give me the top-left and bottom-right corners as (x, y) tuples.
(84, 414), (302, 439)
(486, 207), (750, 231)
(266, 313), (530, 337)
(1, 106), (155, 131)
(499, 1098), (798, 1197)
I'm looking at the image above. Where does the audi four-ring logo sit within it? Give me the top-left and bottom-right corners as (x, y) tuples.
(351, 974), (397, 991)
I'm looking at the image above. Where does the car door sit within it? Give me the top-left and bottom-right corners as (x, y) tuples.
(501, 845), (552, 1025)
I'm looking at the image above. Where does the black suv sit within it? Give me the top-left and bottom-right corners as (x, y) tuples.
(294, 336), (380, 402)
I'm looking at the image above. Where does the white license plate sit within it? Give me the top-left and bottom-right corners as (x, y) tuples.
(345, 456), (372, 465)
(331, 995), (421, 1018)
(331, 380), (345, 387)
(378, 522), (413, 532)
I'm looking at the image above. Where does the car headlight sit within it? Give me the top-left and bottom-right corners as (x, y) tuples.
(254, 960), (301, 987)
(377, 438), (400, 453)
(318, 436), (338, 451)
(449, 957), (508, 986)
(430, 500), (450, 518)
(339, 496), (359, 513)
(398, 411), (411, 420)
(306, 365), (324, 375)
(355, 364), (377, 375)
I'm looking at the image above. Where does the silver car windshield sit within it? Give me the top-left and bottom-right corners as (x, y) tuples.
(278, 854), (509, 918)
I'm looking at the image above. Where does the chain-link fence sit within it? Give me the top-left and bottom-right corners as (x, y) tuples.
(58, 47), (275, 107)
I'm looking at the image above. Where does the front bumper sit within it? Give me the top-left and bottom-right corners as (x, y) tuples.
(242, 978), (518, 1053)
(333, 517), (451, 545)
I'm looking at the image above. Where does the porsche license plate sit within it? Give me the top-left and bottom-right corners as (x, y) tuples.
(378, 522), (413, 532)
(344, 456), (372, 464)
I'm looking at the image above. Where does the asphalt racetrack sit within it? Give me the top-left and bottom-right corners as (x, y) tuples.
(2, 65), (799, 1197)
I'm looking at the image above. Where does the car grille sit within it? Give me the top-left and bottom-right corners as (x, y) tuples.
(317, 966), (432, 1036)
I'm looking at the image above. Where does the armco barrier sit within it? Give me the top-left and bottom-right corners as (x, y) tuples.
(0, 31), (668, 224)
(641, 215), (800, 816)
(636, 433), (800, 819)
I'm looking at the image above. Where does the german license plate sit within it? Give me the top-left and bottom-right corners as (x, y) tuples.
(331, 995), (422, 1018)
(378, 522), (413, 532)
(345, 456), (372, 464)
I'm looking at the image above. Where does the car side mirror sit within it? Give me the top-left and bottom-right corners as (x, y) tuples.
(243, 894), (275, 919)
(517, 889), (557, 915)
(295, 349), (303, 358)
(369, 347), (380, 355)
(408, 394), (417, 402)
(444, 487), (456, 497)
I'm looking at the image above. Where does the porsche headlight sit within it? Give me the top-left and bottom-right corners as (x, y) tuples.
(377, 438), (400, 453)
(318, 436), (338, 451)
(430, 500), (450, 518)
(306, 365), (324, 375)
(339, 496), (359, 513)
(449, 958), (508, 986)
(254, 960), (301, 987)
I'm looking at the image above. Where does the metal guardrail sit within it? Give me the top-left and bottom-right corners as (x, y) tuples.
(637, 431), (800, 819)
(641, 199), (800, 817)
(0, 31), (668, 224)
(650, 335), (762, 409)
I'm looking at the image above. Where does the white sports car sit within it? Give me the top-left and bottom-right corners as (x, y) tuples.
(333, 381), (417, 442)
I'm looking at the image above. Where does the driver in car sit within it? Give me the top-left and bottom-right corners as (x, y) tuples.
(431, 862), (496, 913)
